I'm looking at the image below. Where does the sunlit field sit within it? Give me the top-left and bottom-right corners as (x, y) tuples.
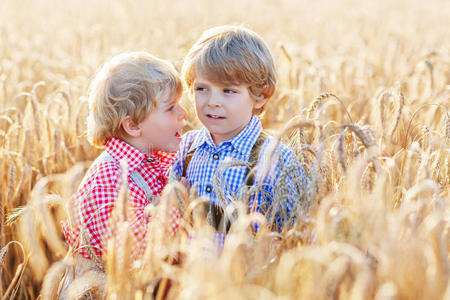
(1, 0), (449, 299)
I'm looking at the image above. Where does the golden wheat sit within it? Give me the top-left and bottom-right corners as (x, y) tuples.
(1, 0), (449, 299)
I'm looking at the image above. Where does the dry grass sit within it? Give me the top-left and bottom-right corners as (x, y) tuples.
(1, 0), (449, 299)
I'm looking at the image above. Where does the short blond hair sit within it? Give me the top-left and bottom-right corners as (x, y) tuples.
(87, 52), (182, 147)
(182, 25), (277, 113)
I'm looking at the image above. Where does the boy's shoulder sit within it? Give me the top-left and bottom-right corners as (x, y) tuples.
(179, 128), (204, 153)
(183, 129), (201, 142)
(261, 133), (298, 161)
(81, 157), (121, 189)
(258, 133), (307, 185)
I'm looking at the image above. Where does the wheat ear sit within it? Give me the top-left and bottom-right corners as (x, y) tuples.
(307, 93), (353, 123)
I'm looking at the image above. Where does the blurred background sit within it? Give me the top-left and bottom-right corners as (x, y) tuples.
(0, 0), (449, 299)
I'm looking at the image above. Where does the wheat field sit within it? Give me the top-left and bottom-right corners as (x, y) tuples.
(0, 0), (449, 299)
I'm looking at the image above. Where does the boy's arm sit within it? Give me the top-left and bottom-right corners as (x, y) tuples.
(80, 177), (181, 258)
(73, 161), (183, 259)
(126, 189), (182, 257)
(275, 147), (308, 225)
(79, 183), (120, 255)
(77, 163), (144, 257)
(257, 142), (308, 230)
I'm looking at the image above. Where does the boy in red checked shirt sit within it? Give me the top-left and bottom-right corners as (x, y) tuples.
(61, 52), (187, 266)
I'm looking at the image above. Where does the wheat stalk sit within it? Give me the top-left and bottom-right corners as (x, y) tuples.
(390, 83), (405, 137)
(445, 112), (449, 145)
(40, 260), (68, 300)
(213, 159), (250, 207)
(424, 60), (434, 92)
(337, 129), (347, 172)
(79, 223), (104, 272)
(2, 262), (25, 300)
(403, 103), (447, 148)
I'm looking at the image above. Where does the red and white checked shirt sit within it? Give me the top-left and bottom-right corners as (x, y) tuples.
(62, 137), (181, 260)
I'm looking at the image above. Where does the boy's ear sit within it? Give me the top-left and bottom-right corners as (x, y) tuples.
(252, 84), (271, 103)
(253, 85), (270, 109)
(121, 116), (141, 137)
(261, 84), (273, 99)
(253, 97), (269, 110)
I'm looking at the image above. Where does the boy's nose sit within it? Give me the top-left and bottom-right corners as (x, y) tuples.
(178, 104), (187, 119)
(206, 90), (223, 108)
(207, 102), (222, 108)
(207, 96), (222, 108)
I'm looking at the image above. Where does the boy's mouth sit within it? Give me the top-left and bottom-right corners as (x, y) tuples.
(206, 114), (225, 119)
(175, 131), (181, 138)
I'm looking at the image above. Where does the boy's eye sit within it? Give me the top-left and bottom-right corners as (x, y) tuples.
(195, 86), (207, 92)
(223, 88), (236, 94)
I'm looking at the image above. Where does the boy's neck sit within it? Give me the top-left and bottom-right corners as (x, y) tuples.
(209, 116), (254, 146)
(120, 136), (153, 156)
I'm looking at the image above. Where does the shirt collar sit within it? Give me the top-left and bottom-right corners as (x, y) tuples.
(188, 115), (262, 156)
(105, 137), (159, 174)
(229, 115), (262, 155)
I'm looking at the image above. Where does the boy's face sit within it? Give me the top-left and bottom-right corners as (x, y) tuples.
(137, 89), (186, 153)
(193, 75), (267, 145)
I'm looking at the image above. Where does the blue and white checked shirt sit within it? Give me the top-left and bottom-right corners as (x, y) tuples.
(170, 116), (307, 228)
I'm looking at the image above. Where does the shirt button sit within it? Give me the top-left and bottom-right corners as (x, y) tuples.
(213, 153), (219, 160)
(147, 158), (154, 162)
(205, 185), (212, 193)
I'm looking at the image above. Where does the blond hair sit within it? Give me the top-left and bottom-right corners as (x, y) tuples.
(87, 52), (182, 147)
(182, 25), (277, 114)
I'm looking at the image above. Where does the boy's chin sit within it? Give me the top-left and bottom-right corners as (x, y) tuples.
(150, 143), (179, 153)
(158, 147), (176, 153)
(161, 141), (181, 153)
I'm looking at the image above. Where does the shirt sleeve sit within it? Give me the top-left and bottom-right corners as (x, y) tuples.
(68, 149), (184, 259)
(255, 140), (308, 231)
(79, 182), (119, 255)
(77, 162), (146, 258)
(273, 146), (308, 227)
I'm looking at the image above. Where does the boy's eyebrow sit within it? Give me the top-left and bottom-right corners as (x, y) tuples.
(165, 99), (176, 106)
(193, 80), (208, 86)
(157, 97), (175, 108)
(194, 79), (240, 88)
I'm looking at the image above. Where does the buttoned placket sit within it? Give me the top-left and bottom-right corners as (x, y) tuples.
(207, 145), (222, 195)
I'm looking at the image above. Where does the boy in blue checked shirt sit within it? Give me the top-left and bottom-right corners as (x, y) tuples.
(171, 25), (306, 236)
